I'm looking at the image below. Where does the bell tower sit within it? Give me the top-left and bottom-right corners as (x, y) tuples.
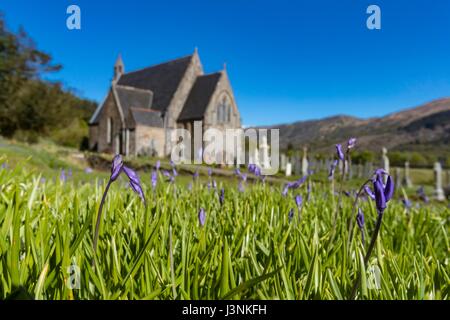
(113, 53), (124, 83)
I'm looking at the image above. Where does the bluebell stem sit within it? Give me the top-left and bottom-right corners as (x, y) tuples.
(356, 208), (365, 245)
(198, 208), (206, 227)
(93, 154), (123, 254)
(93, 155), (146, 256)
(350, 169), (394, 299)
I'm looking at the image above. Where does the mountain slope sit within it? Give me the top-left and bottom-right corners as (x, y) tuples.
(265, 98), (450, 154)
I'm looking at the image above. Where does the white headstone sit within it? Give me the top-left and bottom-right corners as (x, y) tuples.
(280, 154), (287, 171)
(285, 162), (292, 177)
(301, 146), (309, 176)
(434, 162), (445, 201)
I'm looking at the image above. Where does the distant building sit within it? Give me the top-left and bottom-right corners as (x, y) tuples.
(88, 49), (241, 157)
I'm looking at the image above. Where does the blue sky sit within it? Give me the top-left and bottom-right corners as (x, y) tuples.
(2, 0), (450, 126)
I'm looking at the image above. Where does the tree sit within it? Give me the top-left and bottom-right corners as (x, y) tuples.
(0, 12), (96, 147)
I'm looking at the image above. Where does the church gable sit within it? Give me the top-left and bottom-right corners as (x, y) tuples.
(203, 70), (241, 129)
(177, 72), (222, 122)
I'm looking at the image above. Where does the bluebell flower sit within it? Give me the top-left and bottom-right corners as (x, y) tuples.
(328, 159), (338, 180)
(123, 166), (146, 205)
(219, 188), (225, 206)
(198, 208), (206, 227)
(288, 208), (294, 223)
(151, 170), (157, 189)
(335, 144), (345, 162)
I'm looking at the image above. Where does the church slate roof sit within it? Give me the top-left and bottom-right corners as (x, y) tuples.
(117, 55), (192, 113)
(115, 85), (153, 117)
(177, 72), (222, 121)
(129, 108), (164, 128)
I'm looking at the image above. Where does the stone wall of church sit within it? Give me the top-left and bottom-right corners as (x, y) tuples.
(135, 125), (165, 157)
(88, 125), (98, 150)
(164, 53), (204, 155)
(96, 90), (124, 154)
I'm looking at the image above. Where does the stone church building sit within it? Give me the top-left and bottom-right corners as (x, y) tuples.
(88, 49), (241, 157)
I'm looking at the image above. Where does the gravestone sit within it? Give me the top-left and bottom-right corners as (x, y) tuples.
(395, 167), (402, 189)
(403, 161), (412, 188)
(280, 154), (286, 171)
(293, 154), (301, 176)
(434, 162), (445, 201)
(301, 147), (309, 176)
(285, 162), (292, 177)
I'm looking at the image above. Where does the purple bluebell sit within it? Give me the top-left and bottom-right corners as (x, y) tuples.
(188, 182), (192, 191)
(93, 155), (141, 255)
(238, 181), (244, 192)
(155, 160), (160, 171)
(60, 169), (67, 182)
(208, 167), (212, 176)
(335, 144), (345, 162)
(417, 186), (429, 203)
(85, 167), (93, 174)
(248, 163), (256, 173)
(347, 138), (357, 151)
(373, 179), (387, 214)
(364, 185), (375, 200)
(212, 180), (217, 189)
(193, 169), (199, 180)
(402, 198), (412, 210)
(198, 208), (206, 227)
(111, 154), (124, 181)
(151, 170), (157, 189)
(356, 208), (365, 229)
(288, 208), (294, 222)
(282, 175), (308, 196)
(328, 159), (338, 180)
(235, 168), (241, 176)
(295, 194), (303, 209)
(384, 175), (394, 201)
(123, 166), (146, 205)
(356, 208), (365, 244)
(219, 188), (225, 206)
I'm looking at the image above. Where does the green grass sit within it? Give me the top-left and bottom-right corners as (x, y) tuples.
(0, 155), (448, 300)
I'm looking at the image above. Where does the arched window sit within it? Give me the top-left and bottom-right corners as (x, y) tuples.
(217, 95), (232, 123)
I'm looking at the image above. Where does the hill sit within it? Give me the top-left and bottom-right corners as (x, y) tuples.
(266, 98), (450, 157)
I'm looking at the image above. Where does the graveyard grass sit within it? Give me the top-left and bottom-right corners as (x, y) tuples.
(0, 151), (449, 300)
